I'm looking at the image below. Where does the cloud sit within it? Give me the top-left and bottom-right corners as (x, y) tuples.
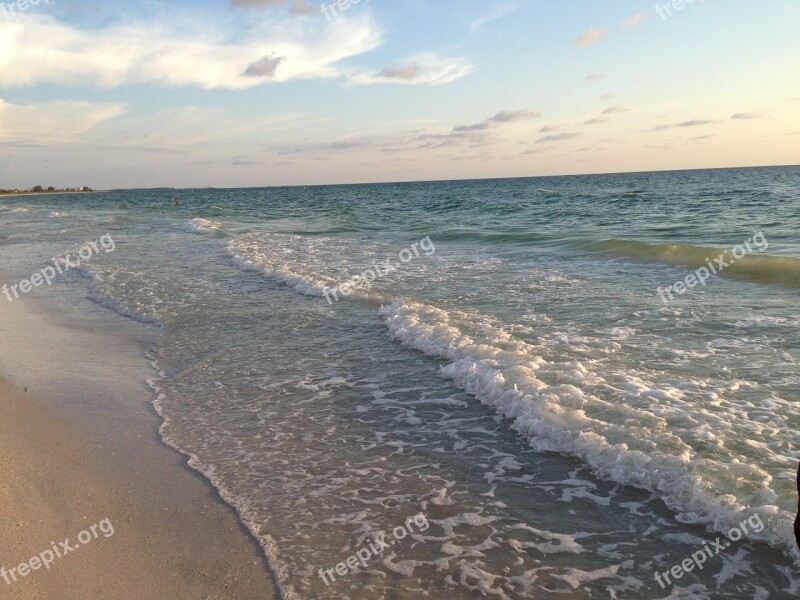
(242, 54), (285, 78)
(536, 132), (580, 144)
(622, 13), (646, 28)
(600, 93), (615, 99)
(352, 54), (473, 85)
(602, 104), (630, 114)
(231, 0), (284, 7)
(230, 0), (315, 12)
(289, 0), (318, 15)
(0, 98), (127, 143)
(584, 116), (608, 125)
(231, 157), (260, 166)
(470, 2), (523, 33)
(402, 111), (542, 150)
(454, 109), (541, 132)
(585, 74), (605, 81)
(376, 62), (422, 81)
(653, 119), (717, 131)
(575, 27), (609, 48)
(731, 113), (764, 120)
(538, 125), (559, 133)
(492, 109), (542, 123)
(0, 12), (383, 89)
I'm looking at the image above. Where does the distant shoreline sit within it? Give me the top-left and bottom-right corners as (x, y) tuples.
(0, 191), (95, 198)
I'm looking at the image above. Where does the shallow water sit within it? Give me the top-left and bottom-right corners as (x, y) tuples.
(1, 167), (798, 598)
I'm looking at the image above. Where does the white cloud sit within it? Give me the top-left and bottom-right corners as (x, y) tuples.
(0, 98), (126, 143)
(0, 12), (382, 89)
(470, 2), (523, 33)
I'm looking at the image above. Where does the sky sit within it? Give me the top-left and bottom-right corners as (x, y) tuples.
(0, 0), (798, 188)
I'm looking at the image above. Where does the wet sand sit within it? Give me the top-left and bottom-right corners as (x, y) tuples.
(0, 284), (276, 599)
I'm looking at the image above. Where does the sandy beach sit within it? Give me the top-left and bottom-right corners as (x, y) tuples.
(0, 281), (276, 599)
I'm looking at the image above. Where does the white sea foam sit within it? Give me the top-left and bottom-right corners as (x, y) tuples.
(184, 217), (223, 233)
(734, 315), (798, 328)
(226, 233), (395, 301)
(378, 299), (798, 558)
(227, 236), (329, 297)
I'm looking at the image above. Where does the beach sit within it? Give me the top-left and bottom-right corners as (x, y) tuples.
(3, 0), (798, 596)
(0, 278), (276, 599)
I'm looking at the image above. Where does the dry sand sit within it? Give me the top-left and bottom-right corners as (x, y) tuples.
(0, 284), (277, 599)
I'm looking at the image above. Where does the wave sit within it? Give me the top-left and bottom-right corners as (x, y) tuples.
(592, 239), (800, 288)
(226, 233), (410, 303)
(52, 241), (164, 325)
(226, 236), (329, 298)
(432, 228), (551, 245)
(378, 299), (797, 558)
(184, 217), (223, 234)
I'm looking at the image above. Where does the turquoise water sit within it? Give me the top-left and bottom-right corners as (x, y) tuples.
(1, 166), (799, 599)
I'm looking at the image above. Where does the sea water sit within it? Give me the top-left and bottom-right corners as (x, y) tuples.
(1, 166), (798, 599)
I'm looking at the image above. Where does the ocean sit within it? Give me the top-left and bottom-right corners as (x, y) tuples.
(1, 166), (798, 599)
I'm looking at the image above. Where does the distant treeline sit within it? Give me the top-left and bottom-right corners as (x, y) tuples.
(0, 185), (93, 195)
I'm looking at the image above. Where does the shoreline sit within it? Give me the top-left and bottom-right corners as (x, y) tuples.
(0, 192), (95, 198)
(0, 280), (277, 599)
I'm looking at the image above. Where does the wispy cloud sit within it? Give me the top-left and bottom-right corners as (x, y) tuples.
(454, 109), (541, 132)
(622, 12), (646, 28)
(536, 132), (580, 143)
(602, 104), (630, 114)
(0, 98), (127, 143)
(585, 74), (606, 81)
(653, 119), (717, 131)
(470, 2), (523, 33)
(575, 27), (609, 48)
(731, 113), (765, 120)
(376, 62), (422, 81)
(584, 116), (609, 125)
(351, 54), (473, 86)
(230, 0), (316, 14)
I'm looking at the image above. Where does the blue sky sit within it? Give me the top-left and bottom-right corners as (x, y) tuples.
(0, 0), (798, 188)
